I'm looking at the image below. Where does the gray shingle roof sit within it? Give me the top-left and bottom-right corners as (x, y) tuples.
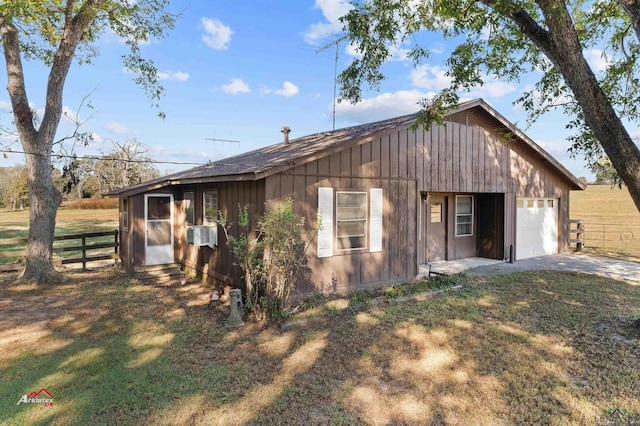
(108, 98), (584, 197)
(107, 113), (416, 196)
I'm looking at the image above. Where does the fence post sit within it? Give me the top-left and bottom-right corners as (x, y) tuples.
(114, 230), (119, 266)
(82, 235), (87, 271)
(577, 221), (584, 252)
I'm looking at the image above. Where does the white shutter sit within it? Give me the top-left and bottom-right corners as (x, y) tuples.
(317, 188), (334, 258)
(369, 188), (383, 252)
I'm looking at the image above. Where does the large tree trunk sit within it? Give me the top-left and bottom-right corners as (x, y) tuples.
(2, 3), (106, 284)
(20, 136), (64, 284)
(509, 0), (640, 211)
(543, 6), (640, 211)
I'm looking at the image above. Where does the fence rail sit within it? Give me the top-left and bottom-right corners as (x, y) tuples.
(0, 230), (119, 272)
(570, 220), (639, 255)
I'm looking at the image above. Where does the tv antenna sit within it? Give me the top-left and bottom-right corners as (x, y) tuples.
(205, 138), (240, 161)
(316, 34), (347, 130)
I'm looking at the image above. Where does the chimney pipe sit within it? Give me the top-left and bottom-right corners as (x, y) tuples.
(281, 126), (291, 144)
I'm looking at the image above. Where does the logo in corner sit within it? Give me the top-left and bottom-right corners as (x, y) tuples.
(17, 388), (54, 407)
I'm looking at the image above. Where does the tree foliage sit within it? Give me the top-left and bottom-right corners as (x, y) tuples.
(591, 155), (623, 187)
(339, 0), (640, 211)
(0, 0), (177, 284)
(220, 199), (315, 322)
(0, 164), (28, 209)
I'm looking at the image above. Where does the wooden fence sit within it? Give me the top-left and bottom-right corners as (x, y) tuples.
(569, 220), (639, 256)
(0, 230), (119, 272)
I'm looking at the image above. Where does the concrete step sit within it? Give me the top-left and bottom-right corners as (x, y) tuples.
(134, 264), (185, 283)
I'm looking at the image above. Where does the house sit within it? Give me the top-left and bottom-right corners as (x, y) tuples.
(109, 99), (585, 294)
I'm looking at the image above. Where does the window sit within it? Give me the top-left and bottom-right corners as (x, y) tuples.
(336, 191), (367, 251)
(430, 202), (442, 223)
(547, 199), (554, 208)
(122, 198), (129, 231)
(203, 191), (218, 225)
(317, 188), (383, 258)
(455, 195), (473, 236)
(184, 192), (195, 225)
(537, 199), (545, 208)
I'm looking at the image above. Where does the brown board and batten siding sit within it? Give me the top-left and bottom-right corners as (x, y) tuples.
(110, 99), (582, 294)
(176, 180), (265, 287)
(264, 107), (574, 293)
(264, 142), (418, 294)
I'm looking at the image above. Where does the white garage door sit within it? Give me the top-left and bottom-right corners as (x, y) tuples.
(516, 198), (558, 259)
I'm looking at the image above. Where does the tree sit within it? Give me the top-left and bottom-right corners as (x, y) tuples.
(60, 156), (81, 197)
(0, 164), (28, 210)
(591, 155), (623, 187)
(94, 138), (160, 193)
(339, 0), (640, 212)
(0, 1), (176, 284)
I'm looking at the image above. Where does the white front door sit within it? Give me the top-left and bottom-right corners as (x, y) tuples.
(516, 198), (558, 259)
(145, 194), (174, 265)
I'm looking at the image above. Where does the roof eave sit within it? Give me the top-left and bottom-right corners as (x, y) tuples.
(106, 172), (259, 198)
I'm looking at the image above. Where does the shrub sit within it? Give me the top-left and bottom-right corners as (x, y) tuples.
(220, 198), (316, 322)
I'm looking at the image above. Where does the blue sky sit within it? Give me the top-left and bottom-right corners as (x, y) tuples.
(1, 0), (634, 179)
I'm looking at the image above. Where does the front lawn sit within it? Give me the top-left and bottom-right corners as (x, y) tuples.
(1, 269), (638, 425)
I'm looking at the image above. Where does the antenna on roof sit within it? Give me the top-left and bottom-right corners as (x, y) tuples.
(205, 138), (240, 161)
(317, 34), (347, 131)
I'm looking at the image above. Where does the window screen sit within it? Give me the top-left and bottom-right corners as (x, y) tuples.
(455, 195), (473, 236)
(336, 192), (367, 250)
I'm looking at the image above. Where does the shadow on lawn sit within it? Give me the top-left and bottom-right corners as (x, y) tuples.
(1, 270), (639, 425)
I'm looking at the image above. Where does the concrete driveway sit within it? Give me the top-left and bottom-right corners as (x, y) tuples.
(467, 253), (640, 283)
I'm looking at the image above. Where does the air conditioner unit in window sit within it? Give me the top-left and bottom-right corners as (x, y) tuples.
(186, 225), (217, 248)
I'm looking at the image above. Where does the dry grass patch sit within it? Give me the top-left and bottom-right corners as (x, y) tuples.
(1, 269), (639, 425)
(570, 185), (640, 259)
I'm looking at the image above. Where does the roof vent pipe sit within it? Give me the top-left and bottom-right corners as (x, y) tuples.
(281, 126), (291, 144)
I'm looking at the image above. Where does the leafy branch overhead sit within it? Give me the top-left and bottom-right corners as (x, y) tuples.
(339, 0), (640, 211)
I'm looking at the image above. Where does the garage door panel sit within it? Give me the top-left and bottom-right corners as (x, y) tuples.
(516, 198), (558, 259)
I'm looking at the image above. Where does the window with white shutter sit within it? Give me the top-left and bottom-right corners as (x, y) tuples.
(317, 187), (383, 257)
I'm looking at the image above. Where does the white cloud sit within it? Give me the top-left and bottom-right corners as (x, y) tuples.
(584, 48), (609, 73)
(0, 100), (11, 112)
(262, 81), (300, 97)
(430, 42), (445, 55)
(157, 70), (190, 82)
(201, 18), (233, 50)
(222, 78), (251, 95)
(304, 0), (353, 44)
(335, 89), (435, 123)
(467, 77), (516, 100)
(106, 121), (131, 134)
(411, 65), (515, 100)
(90, 132), (104, 145)
(410, 65), (452, 91)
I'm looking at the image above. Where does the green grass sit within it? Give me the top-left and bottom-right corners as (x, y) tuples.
(0, 208), (118, 268)
(1, 270), (639, 425)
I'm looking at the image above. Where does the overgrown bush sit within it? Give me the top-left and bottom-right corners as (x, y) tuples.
(220, 198), (315, 322)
